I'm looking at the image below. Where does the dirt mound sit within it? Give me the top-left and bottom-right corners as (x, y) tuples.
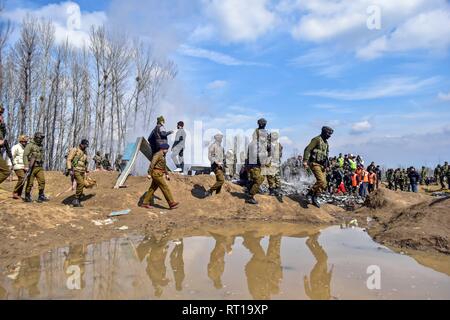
(373, 197), (450, 254)
(0, 171), (339, 268)
(364, 188), (431, 210)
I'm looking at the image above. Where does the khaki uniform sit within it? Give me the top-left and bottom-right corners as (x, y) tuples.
(0, 123), (11, 184)
(142, 150), (174, 205)
(266, 133), (283, 191)
(304, 135), (329, 195)
(23, 139), (46, 194)
(13, 169), (26, 195)
(249, 167), (265, 196)
(208, 138), (225, 194)
(67, 147), (88, 199)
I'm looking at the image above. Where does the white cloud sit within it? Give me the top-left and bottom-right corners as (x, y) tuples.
(357, 9), (450, 59)
(304, 76), (439, 100)
(179, 44), (265, 66)
(289, 47), (348, 77)
(279, 136), (293, 145)
(4, 1), (107, 48)
(280, 0), (450, 59)
(201, 0), (276, 42)
(207, 80), (227, 90)
(438, 91), (450, 101)
(351, 120), (373, 134)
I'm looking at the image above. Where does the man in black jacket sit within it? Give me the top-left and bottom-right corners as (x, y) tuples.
(148, 116), (173, 156)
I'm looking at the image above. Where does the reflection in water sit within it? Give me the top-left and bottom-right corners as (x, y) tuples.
(170, 239), (185, 291)
(14, 256), (41, 297)
(208, 233), (235, 289)
(1, 224), (449, 300)
(303, 234), (333, 300)
(64, 244), (87, 290)
(136, 235), (170, 297)
(243, 232), (283, 300)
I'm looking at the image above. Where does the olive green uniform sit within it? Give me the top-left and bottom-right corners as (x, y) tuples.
(142, 150), (174, 206)
(249, 167), (265, 196)
(303, 135), (329, 195)
(23, 139), (46, 194)
(0, 122), (11, 184)
(67, 147), (88, 199)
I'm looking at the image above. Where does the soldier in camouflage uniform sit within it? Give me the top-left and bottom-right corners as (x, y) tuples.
(0, 105), (11, 185)
(23, 132), (49, 203)
(442, 162), (449, 189)
(420, 166), (427, 185)
(386, 169), (394, 190)
(66, 139), (89, 207)
(205, 134), (226, 197)
(303, 126), (334, 208)
(93, 151), (103, 171)
(102, 153), (112, 171)
(245, 119), (271, 205)
(434, 165), (441, 186)
(115, 154), (125, 173)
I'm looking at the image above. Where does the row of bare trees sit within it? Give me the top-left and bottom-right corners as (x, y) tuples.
(0, 10), (177, 170)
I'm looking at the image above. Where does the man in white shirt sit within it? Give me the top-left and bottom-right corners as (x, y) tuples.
(8, 135), (29, 199)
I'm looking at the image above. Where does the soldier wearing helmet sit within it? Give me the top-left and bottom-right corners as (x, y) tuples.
(23, 132), (49, 203)
(303, 126), (334, 208)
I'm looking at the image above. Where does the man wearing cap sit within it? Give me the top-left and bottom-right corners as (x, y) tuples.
(303, 126), (334, 208)
(205, 133), (226, 197)
(8, 135), (29, 199)
(0, 105), (11, 185)
(66, 139), (90, 207)
(171, 121), (186, 172)
(23, 132), (49, 203)
(148, 116), (173, 156)
(140, 143), (179, 210)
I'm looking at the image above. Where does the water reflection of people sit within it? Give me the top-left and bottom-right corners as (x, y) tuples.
(170, 239), (185, 291)
(136, 235), (170, 297)
(13, 255), (41, 297)
(303, 233), (333, 300)
(242, 232), (283, 300)
(64, 244), (87, 289)
(207, 233), (235, 289)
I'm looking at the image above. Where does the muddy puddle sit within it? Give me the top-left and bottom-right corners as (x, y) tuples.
(1, 222), (449, 300)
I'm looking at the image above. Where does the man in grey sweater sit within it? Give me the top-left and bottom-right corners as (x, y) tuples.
(171, 121), (186, 172)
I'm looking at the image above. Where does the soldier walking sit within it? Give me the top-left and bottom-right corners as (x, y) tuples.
(66, 139), (89, 207)
(23, 132), (49, 203)
(205, 133), (226, 197)
(140, 144), (179, 210)
(303, 126), (334, 208)
(102, 154), (112, 171)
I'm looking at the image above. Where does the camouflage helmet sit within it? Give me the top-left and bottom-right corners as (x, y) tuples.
(157, 116), (165, 124)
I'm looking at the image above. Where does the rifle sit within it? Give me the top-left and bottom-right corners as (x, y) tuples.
(18, 157), (36, 188)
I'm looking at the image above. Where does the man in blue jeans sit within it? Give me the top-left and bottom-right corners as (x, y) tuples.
(408, 167), (421, 193)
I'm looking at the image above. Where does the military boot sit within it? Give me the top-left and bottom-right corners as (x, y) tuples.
(24, 193), (32, 203)
(311, 195), (321, 208)
(204, 190), (213, 198)
(72, 199), (83, 208)
(246, 197), (258, 205)
(37, 192), (49, 203)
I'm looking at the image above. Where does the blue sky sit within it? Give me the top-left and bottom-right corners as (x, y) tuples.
(3, 0), (450, 167)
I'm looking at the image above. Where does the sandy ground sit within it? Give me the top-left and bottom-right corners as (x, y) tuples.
(0, 172), (449, 270)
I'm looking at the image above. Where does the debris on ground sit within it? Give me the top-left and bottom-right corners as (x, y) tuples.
(431, 192), (450, 198)
(317, 194), (365, 210)
(109, 209), (131, 217)
(117, 226), (129, 230)
(92, 218), (117, 226)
